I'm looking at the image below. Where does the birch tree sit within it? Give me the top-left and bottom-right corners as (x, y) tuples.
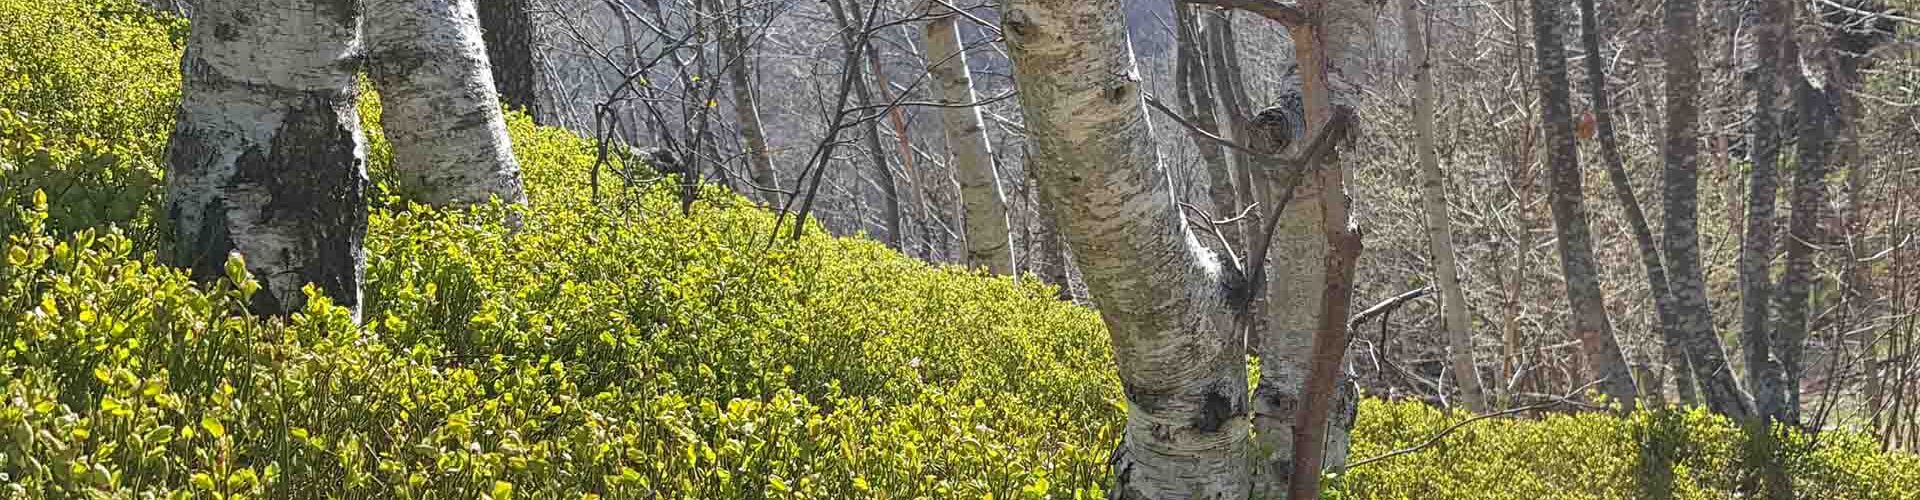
(1000, 1), (1249, 495)
(1403, 0), (1488, 413)
(921, 2), (1012, 273)
(164, 0), (370, 316)
(366, 0), (528, 206)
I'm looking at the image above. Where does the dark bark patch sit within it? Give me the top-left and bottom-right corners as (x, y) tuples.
(1192, 387), (1235, 433)
(229, 93), (368, 314)
(213, 22), (239, 42)
(1257, 384), (1298, 417)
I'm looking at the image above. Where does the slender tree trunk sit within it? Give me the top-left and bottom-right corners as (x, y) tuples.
(1579, 0), (1681, 407)
(165, 0), (369, 317)
(365, 0), (527, 207)
(1776, 65), (1829, 429)
(1403, 0), (1488, 413)
(1662, 0), (1755, 420)
(477, 0), (544, 122)
(826, 0), (902, 249)
(1740, 0), (1790, 423)
(1531, 0), (1638, 409)
(1174, 5), (1235, 235)
(1001, 1), (1251, 496)
(1204, 11), (1259, 247)
(922, 5), (1013, 273)
(712, 0), (779, 205)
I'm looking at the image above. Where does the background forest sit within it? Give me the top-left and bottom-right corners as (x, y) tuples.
(3, 0), (1920, 497)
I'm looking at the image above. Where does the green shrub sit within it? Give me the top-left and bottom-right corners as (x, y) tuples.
(0, 0), (182, 247)
(1, 1), (1917, 498)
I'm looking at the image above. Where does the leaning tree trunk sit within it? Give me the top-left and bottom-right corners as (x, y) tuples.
(165, 0), (369, 317)
(1739, 0), (1790, 423)
(1661, 0), (1755, 420)
(713, 0), (780, 206)
(1579, 0), (1684, 408)
(922, 4), (1013, 274)
(1531, 0), (1638, 409)
(1404, 0), (1489, 413)
(1001, 1), (1251, 497)
(477, 0), (545, 122)
(365, 0), (527, 207)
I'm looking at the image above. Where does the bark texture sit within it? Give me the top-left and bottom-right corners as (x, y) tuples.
(1173, 5), (1235, 236)
(165, 0), (369, 317)
(477, 0), (544, 121)
(1403, 0), (1488, 413)
(1531, 0), (1638, 409)
(1579, 0), (1683, 407)
(1739, 0), (1790, 423)
(1661, 0), (1755, 420)
(366, 0), (528, 207)
(923, 8), (1013, 274)
(1001, 2), (1249, 498)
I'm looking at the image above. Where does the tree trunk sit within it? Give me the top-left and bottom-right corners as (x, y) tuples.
(1403, 0), (1488, 413)
(826, 0), (902, 249)
(477, 0), (544, 122)
(1739, 0), (1790, 423)
(165, 0), (369, 317)
(1776, 64), (1829, 428)
(1578, 0), (1681, 408)
(1531, 0), (1638, 409)
(922, 6), (1012, 274)
(1661, 0), (1755, 420)
(712, 0), (780, 205)
(1173, 5), (1236, 236)
(365, 0), (527, 207)
(1000, 1), (1250, 497)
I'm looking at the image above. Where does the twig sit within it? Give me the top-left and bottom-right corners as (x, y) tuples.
(1349, 287), (1434, 330)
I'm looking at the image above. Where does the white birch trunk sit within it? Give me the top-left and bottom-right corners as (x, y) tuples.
(922, 9), (1013, 274)
(365, 0), (527, 206)
(1250, 0), (1371, 494)
(1403, 0), (1489, 413)
(1000, 2), (1248, 497)
(164, 0), (369, 317)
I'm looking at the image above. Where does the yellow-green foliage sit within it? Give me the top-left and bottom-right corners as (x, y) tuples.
(0, 0), (181, 246)
(2, 1), (1918, 499)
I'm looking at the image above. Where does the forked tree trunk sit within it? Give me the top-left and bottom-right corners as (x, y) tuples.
(365, 0), (527, 206)
(1531, 0), (1638, 409)
(1001, 1), (1250, 497)
(712, 0), (780, 205)
(1739, 0), (1790, 422)
(1579, 0), (1683, 407)
(1403, 0), (1488, 413)
(922, 5), (1013, 274)
(165, 0), (369, 317)
(1661, 0), (1756, 420)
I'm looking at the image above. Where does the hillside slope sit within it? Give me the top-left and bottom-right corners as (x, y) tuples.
(1, 2), (1915, 498)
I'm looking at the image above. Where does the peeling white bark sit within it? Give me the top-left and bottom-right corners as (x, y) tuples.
(922, 10), (1013, 275)
(165, 0), (369, 317)
(365, 0), (527, 206)
(1000, 1), (1248, 497)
